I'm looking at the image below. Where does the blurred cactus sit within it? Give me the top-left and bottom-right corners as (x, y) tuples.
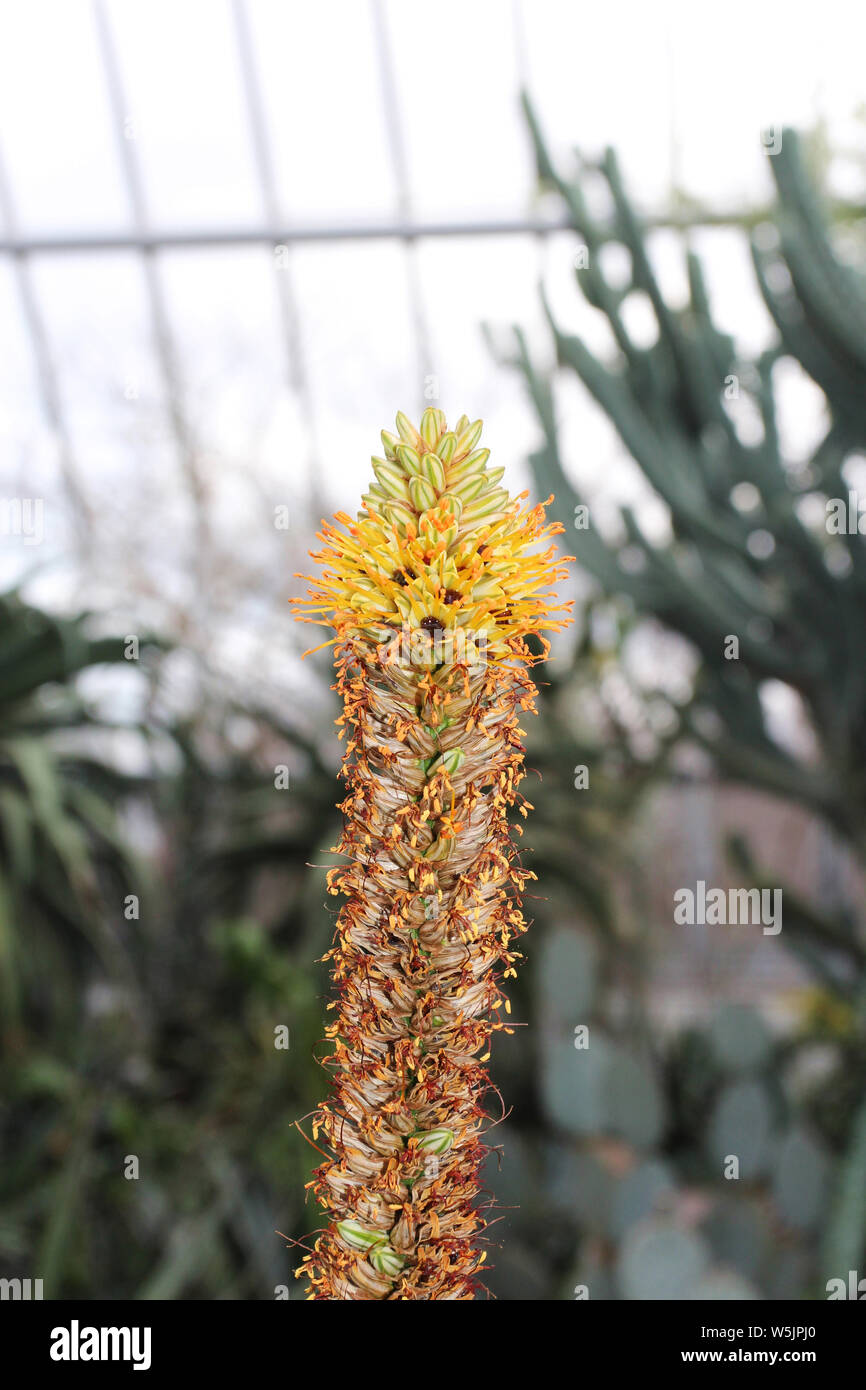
(487, 105), (866, 1298)
(510, 107), (866, 849)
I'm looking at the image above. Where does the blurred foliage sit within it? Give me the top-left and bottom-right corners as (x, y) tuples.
(5, 116), (866, 1302)
(479, 107), (866, 1299)
(0, 595), (329, 1298)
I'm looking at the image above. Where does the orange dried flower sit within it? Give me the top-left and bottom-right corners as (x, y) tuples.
(291, 409), (572, 1299)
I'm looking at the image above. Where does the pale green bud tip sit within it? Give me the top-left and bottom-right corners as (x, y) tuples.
(381, 429), (400, 459)
(419, 407), (440, 447)
(453, 473), (486, 503)
(438, 431), (457, 464)
(372, 458), (410, 500)
(415, 1126), (455, 1154)
(395, 411), (421, 446)
(397, 443), (422, 474)
(456, 419), (483, 454)
(426, 747), (465, 779)
(440, 748), (465, 776)
(369, 1244), (405, 1277)
(409, 475), (437, 511)
(336, 1219), (387, 1252)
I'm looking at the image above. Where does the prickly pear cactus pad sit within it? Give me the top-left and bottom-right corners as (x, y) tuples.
(291, 409), (572, 1300)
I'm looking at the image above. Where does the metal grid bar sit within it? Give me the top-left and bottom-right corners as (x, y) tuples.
(6, 195), (865, 258)
(0, 214), (575, 255)
(231, 0), (315, 425)
(370, 0), (433, 405)
(93, 0), (210, 564)
(0, 143), (91, 546)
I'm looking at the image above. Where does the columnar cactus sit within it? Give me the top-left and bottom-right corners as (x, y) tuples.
(292, 409), (571, 1299)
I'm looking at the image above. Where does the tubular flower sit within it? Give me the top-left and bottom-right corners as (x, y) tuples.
(291, 409), (572, 1300)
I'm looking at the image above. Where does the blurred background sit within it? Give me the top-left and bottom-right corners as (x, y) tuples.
(2, 0), (866, 1300)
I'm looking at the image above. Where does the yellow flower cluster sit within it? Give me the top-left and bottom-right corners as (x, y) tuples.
(293, 408), (572, 665)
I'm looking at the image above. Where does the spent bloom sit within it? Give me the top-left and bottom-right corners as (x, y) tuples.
(292, 408), (571, 1299)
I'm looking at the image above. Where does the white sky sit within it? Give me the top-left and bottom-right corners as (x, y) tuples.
(0, 0), (863, 666)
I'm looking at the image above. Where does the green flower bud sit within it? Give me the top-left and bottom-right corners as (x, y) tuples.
(372, 457), (411, 500)
(383, 499), (416, 533)
(419, 408), (440, 448)
(448, 446), (490, 485)
(426, 747), (465, 779)
(415, 1126), (455, 1154)
(452, 473), (486, 503)
(409, 475), (437, 511)
(369, 1244), (405, 1277)
(460, 487), (509, 522)
(395, 410), (421, 446)
(421, 452), (446, 490)
(361, 489), (387, 510)
(396, 443), (423, 475)
(381, 429), (401, 460)
(337, 1219), (388, 1252)
(437, 431), (457, 464)
(455, 419), (483, 456)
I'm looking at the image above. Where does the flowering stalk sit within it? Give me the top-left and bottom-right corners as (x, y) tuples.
(292, 409), (571, 1299)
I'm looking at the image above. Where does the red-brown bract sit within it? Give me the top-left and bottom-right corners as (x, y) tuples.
(291, 409), (572, 1299)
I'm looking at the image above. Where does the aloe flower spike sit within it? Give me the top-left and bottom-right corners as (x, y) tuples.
(292, 409), (572, 1300)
